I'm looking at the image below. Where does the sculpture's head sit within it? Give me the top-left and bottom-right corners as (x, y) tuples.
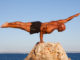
(58, 23), (66, 32)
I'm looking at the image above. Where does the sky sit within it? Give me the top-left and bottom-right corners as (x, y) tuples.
(0, 0), (80, 53)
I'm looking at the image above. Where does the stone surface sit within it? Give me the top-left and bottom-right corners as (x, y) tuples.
(24, 42), (70, 60)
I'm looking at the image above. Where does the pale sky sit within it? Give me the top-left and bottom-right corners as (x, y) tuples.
(0, 0), (80, 53)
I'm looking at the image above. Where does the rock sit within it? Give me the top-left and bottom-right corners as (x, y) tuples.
(24, 42), (70, 60)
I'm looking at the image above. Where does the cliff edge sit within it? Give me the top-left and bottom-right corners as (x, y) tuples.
(25, 42), (70, 60)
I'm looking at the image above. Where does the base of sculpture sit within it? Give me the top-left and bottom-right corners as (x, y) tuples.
(24, 42), (71, 60)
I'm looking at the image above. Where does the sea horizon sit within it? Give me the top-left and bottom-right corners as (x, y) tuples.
(0, 53), (80, 60)
(0, 51), (80, 54)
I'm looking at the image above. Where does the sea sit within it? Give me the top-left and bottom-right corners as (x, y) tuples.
(0, 53), (80, 60)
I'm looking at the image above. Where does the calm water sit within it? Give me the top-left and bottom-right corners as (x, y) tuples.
(67, 53), (80, 60)
(0, 53), (80, 60)
(0, 54), (28, 60)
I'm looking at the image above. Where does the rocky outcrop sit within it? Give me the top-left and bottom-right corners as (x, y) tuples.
(25, 42), (70, 60)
